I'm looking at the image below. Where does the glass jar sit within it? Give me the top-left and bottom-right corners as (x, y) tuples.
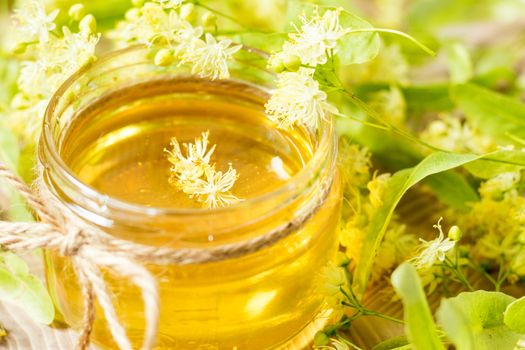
(40, 46), (342, 349)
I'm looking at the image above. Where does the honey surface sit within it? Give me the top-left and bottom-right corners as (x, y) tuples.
(46, 79), (341, 349)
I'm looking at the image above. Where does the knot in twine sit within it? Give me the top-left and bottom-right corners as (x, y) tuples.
(0, 163), (332, 350)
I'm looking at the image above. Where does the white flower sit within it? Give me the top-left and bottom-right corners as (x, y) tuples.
(54, 28), (100, 77)
(12, 0), (59, 43)
(181, 33), (242, 80)
(265, 68), (337, 131)
(154, 0), (183, 9)
(165, 131), (215, 183)
(284, 8), (348, 67)
(479, 171), (521, 198)
(412, 218), (456, 269)
(17, 61), (49, 97)
(165, 131), (241, 208)
(183, 165), (242, 209)
(318, 339), (350, 350)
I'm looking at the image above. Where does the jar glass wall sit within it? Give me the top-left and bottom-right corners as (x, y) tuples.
(40, 47), (342, 349)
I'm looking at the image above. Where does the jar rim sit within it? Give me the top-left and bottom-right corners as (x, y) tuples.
(40, 45), (336, 218)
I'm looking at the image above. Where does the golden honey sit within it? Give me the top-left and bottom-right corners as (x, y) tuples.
(41, 48), (341, 349)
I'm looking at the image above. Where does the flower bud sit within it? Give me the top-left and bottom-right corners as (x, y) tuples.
(283, 54), (301, 72)
(313, 331), (330, 346)
(132, 0), (145, 6)
(268, 56), (285, 73)
(180, 3), (196, 22)
(68, 4), (85, 21)
(335, 251), (350, 267)
(154, 49), (174, 67)
(202, 12), (217, 28)
(448, 225), (462, 241)
(125, 8), (141, 21)
(79, 14), (97, 34)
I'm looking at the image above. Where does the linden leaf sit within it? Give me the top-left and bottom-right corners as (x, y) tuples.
(354, 152), (480, 295)
(436, 291), (519, 350)
(444, 42), (473, 84)
(0, 254), (54, 325)
(464, 149), (525, 179)
(0, 126), (33, 221)
(354, 150), (525, 295)
(504, 296), (525, 334)
(452, 83), (525, 146)
(371, 335), (410, 350)
(391, 263), (445, 350)
(337, 11), (380, 65)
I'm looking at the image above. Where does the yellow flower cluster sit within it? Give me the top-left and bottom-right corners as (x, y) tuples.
(420, 114), (497, 154)
(8, 0), (99, 142)
(110, 1), (241, 80)
(452, 170), (525, 283)
(337, 137), (417, 284)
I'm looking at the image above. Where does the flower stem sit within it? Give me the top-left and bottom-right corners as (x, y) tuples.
(444, 256), (475, 291)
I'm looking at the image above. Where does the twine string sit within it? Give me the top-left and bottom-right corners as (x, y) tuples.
(0, 163), (332, 350)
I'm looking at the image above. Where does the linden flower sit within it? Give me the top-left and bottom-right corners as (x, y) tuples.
(12, 0), (59, 43)
(265, 68), (337, 131)
(54, 28), (100, 77)
(165, 131), (241, 208)
(154, 0), (183, 9)
(165, 131), (215, 183)
(412, 218), (456, 269)
(17, 61), (49, 98)
(285, 8), (349, 66)
(183, 165), (242, 209)
(181, 33), (242, 80)
(318, 339), (350, 350)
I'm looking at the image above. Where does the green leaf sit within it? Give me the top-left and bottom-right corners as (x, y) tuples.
(436, 291), (519, 350)
(0, 126), (19, 171)
(464, 149), (525, 179)
(371, 335), (410, 350)
(451, 83), (525, 145)
(403, 84), (454, 115)
(0, 126), (33, 222)
(504, 296), (525, 334)
(425, 171), (479, 211)
(3, 252), (29, 275)
(0, 259), (54, 324)
(391, 263), (445, 350)
(354, 149), (525, 294)
(337, 11), (380, 65)
(354, 152), (480, 294)
(444, 42), (473, 84)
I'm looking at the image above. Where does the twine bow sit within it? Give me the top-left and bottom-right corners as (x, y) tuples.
(0, 163), (331, 350)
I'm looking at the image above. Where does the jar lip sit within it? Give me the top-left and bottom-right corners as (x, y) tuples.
(41, 45), (336, 217)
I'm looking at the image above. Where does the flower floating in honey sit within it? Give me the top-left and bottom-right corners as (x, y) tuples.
(265, 68), (337, 132)
(165, 131), (242, 209)
(411, 218), (455, 269)
(183, 165), (241, 209)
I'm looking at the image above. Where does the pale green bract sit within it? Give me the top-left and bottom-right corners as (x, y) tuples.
(337, 11), (380, 65)
(391, 262), (445, 350)
(436, 291), (520, 350)
(504, 296), (525, 334)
